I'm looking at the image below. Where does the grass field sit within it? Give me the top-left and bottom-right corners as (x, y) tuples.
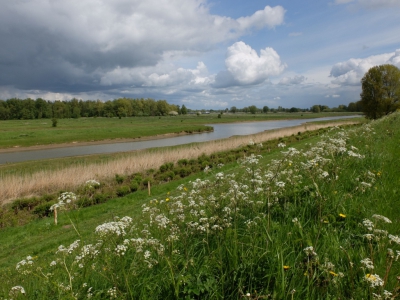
(0, 112), (359, 149)
(0, 112), (398, 299)
(0, 119), (361, 203)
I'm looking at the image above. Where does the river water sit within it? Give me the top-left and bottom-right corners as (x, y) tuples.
(0, 116), (359, 164)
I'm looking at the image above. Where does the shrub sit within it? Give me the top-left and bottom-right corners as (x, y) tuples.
(11, 197), (41, 211)
(116, 186), (130, 197)
(130, 181), (139, 192)
(94, 193), (110, 204)
(32, 202), (53, 217)
(115, 174), (125, 184)
(76, 197), (93, 208)
(177, 167), (191, 178)
(177, 159), (188, 166)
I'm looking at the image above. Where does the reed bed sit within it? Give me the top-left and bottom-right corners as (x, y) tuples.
(0, 121), (356, 204)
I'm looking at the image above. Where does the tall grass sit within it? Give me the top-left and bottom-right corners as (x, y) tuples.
(0, 121), (357, 204)
(1, 113), (399, 299)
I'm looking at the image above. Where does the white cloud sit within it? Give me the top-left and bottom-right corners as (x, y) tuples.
(237, 5), (285, 30)
(100, 61), (212, 89)
(289, 32), (303, 37)
(279, 75), (306, 85)
(330, 50), (400, 85)
(215, 41), (286, 86)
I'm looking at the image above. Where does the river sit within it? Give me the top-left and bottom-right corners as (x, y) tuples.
(0, 115), (359, 164)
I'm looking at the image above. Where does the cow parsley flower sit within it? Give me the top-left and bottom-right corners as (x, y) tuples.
(364, 273), (384, 288)
(9, 285), (26, 297)
(372, 214), (392, 223)
(361, 258), (374, 270)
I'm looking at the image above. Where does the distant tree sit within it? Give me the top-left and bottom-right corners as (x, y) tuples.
(52, 101), (66, 118)
(35, 98), (51, 119)
(156, 100), (169, 116)
(0, 101), (10, 120)
(311, 105), (320, 113)
(360, 64), (400, 119)
(347, 102), (357, 112)
(320, 105), (329, 112)
(230, 106), (237, 113)
(262, 106), (269, 113)
(249, 105), (257, 114)
(181, 105), (188, 115)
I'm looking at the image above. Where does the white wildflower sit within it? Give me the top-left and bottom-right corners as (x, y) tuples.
(388, 234), (400, 245)
(9, 285), (26, 296)
(360, 258), (374, 270)
(362, 219), (374, 231)
(372, 214), (392, 223)
(364, 273), (384, 288)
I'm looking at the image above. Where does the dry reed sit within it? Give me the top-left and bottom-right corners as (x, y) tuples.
(0, 122), (356, 204)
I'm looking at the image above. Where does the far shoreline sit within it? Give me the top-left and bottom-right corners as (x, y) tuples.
(0, 116), (361, 154)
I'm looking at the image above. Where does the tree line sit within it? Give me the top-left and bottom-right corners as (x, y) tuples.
(0, 98), (189, 120)
(227, 103), (362, 114)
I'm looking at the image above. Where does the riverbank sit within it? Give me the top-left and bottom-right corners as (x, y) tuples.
(0, 130), (209, 154)
(0, 120), (360, 203)
(0, 112), (360, 149)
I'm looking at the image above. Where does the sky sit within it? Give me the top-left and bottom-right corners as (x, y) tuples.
(0, 0), (399, 110)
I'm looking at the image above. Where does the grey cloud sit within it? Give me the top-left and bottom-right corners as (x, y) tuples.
(279, 75), (306, 85)
(0, 1), (285, 94)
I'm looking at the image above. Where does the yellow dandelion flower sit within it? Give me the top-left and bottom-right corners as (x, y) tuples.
(339, 213), (346, 218)
(166, 198), (170, 202)
(329, 271), (338, 276)
(184, 187), (188, 191)
(283, 265), (290, 270)
(377, 171), (381, 176)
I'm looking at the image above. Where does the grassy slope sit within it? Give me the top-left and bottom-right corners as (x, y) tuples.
(0, 112), (359, 149)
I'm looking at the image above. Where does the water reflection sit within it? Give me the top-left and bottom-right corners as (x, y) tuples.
(0, 116), (359, 164)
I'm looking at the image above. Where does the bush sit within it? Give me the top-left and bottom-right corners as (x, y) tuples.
(177, 159), (188, 166)
(94, 193), (110, 204)
(116, 186), (130, 197)
(159, 162), (174, 173)
(76, 197), (93, 208)
(51, 118), (58, 127)
(115, 174), (126, 184)
(32, 202), (53, 217)
(130, 181), (139, 192)
(11, 197), (41, 211)
(159, 171), (175, 182)
(177, 167), (191, 178)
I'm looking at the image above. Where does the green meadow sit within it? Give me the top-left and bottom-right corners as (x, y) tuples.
(1, 111), (399, 299)
(0, 112), (358, 149)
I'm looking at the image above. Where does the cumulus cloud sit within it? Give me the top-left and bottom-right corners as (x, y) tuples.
(237, 5), (285, 30)
(330, 50), (400, 85)
(0, 1), (285, 93)
(101, 62), (211, 88)
(279, 75), (306, 85)
(214, 42), (286, 87)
